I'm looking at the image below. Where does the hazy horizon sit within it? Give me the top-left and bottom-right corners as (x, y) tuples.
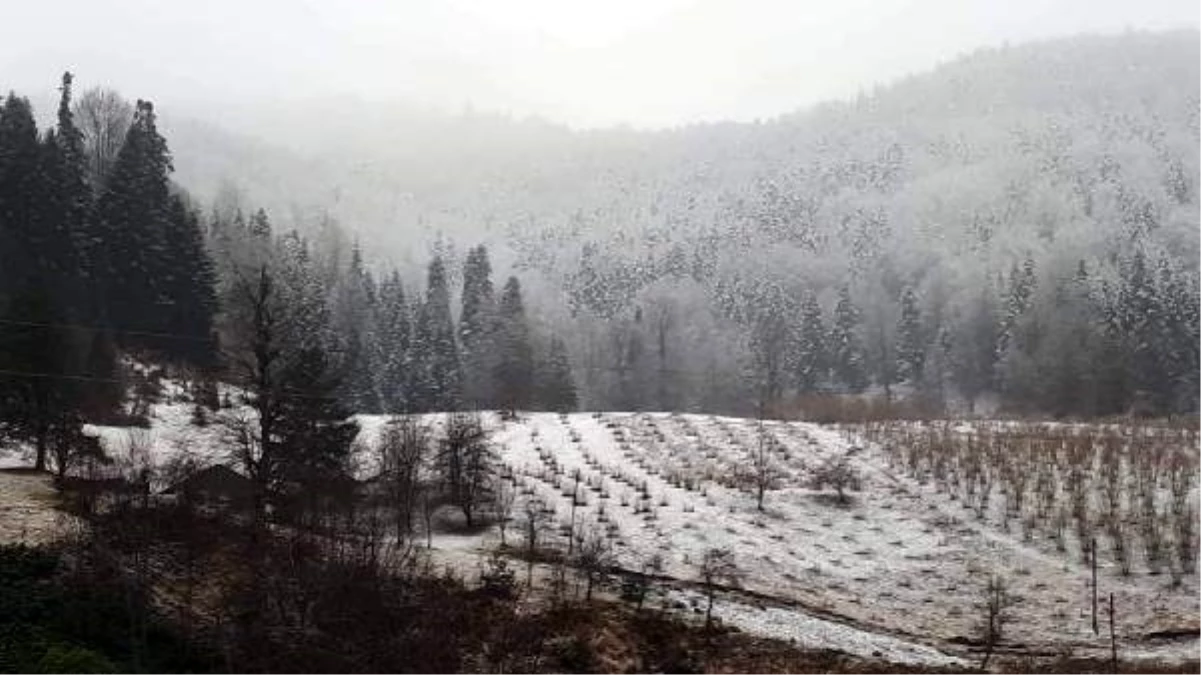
(2, 0), (1198, 133)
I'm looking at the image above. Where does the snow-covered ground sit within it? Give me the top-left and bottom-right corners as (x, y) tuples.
(0, 471), (78, 546)
(2, 396), (1196, 667)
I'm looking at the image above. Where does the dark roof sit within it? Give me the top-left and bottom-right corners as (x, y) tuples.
(163, 464), (251, 495)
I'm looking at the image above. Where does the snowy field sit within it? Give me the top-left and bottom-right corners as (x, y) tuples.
(2, 393), (1197, 667)
(359, 410), (1201, 666)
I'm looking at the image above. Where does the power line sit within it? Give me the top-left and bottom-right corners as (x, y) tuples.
(0, 368), (341, 402)
(0, 317), (215, 344)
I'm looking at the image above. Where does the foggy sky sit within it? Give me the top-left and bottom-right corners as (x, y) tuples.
(2, 0), (1198, 130)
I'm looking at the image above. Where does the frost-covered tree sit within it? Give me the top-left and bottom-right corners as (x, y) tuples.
(377, 270), (412, 412)
(830, 286), (867, 393)
(536, 336), (578, 412)
(459, 245), (496, 409)
(791, 289), (827, 393)
(896, 286), (925, 385)
(411, 256), (461, 412)
(494, 276), (534, 411)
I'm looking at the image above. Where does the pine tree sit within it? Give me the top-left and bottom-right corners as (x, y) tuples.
(1157, 259), (1200, 413)
(0, 94), (46, 301)
(412, 256), (461, 412)
(331, 241), (384, 413)
(830, 286), (867, 392)
(459, 245), (496, 408)
(494, 276), (534, 411)
(161, 193), (217, 363)
(42, 73), (92, 319)
(377, 270), (411, 412)
(896, 286), (925, 384)
(998, 256), (1036, 361)
(950, 284), (1000, 414)
(792, 290), (827, 393)
(749, 309), (789, 413)
(536, 336), (578, 412)
(92, 99), (174, 342)
(1117, 250), (1167, 412)
(0, 283), (83, 471)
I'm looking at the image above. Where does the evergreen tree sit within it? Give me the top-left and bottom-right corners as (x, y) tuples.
(274, 342), (360, 519)
(92, 99), (174, 342)
(41, 73), (92, 319)
(494, 276), (534, 411)
(1157, 259), (1200, 413)
(998, 256), (1036, 361)
(830, 286), (867, 392)
(377, 270), (411, 412)
(331, 241), (384, 413)
(896, 286), (925, 384)
(792, 290), (827, 393)
(1117, 250), (1168, 411)
(412, 256), (461, 412)
(536, 336), (578, 412)
(0, 283), (83, 471)
(749, 309), (789, 413)
(0, 94), (46, 302)
(459, 245), (496, 408)
(950, 284), (1000, 414)
(161, 193), (217, 363)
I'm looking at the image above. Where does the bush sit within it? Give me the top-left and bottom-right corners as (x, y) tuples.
(34, 644), (117, 674)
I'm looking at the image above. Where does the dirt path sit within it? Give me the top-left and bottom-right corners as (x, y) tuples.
(0, 470), (73, 546)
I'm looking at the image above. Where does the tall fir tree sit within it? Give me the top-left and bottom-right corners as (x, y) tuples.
(536, 336), (578, 411)
(830, 285), (867, 392)
(792, 289), (826, 392)
(494, 276), (535, 411)
(0, 283), (83, 471)
(459, 244), (496, 409)
(412, 256), (461, 412)
(42, 72), (92, 319)
(377, 270), (412, 412)
(161, 193), (217, 363)
(1117, 250), (1168, 411)
(92, 99), (174, 342)
(896, 286), (925, 384)
(0, 94), (46, 303)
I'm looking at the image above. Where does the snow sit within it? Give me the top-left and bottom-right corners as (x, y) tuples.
(2, 396), (1195, 667)
(0, 471), (78, 546)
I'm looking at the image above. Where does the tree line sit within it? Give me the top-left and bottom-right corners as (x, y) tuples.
(0, 74), (578, 475)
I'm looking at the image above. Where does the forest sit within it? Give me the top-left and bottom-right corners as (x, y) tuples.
(0, 28), (1198, 675)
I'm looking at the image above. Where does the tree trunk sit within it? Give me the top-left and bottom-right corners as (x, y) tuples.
(34, 432), (47, 472)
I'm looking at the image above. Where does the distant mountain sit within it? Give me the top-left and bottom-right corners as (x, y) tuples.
(162, 30), (1197, 282)
(158, 30), (1199, 415)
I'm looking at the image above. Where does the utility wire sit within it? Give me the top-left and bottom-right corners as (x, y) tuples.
(0, 317), (216, 344)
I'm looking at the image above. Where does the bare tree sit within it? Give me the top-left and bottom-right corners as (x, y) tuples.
(573, 526), (615, 601)
(222, 266), (287, 530)
(621, 552), (664, 612)
(521, 498), (551, 586)
(73, 86), (132, 188)
(809, 452), (862, 504)
(747, 422), (783, 510)
(978, 574), (1013, 669)
(378, 415), (429, 540)
(493, 471), (516, 547)
(436, 412), (496, 528)
(697, 547), (741, 630)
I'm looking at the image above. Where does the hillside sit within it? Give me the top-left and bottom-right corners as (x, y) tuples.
(5, 381), (1196, 669)
(150, 30), (1201, 416)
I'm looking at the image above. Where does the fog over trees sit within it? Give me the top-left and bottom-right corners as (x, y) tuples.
(2, 31), (1198, 422)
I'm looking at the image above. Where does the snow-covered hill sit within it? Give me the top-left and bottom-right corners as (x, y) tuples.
(3, 396), (1196, 667)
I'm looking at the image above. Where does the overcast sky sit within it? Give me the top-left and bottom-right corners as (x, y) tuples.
(2, 0), (1197, 129)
